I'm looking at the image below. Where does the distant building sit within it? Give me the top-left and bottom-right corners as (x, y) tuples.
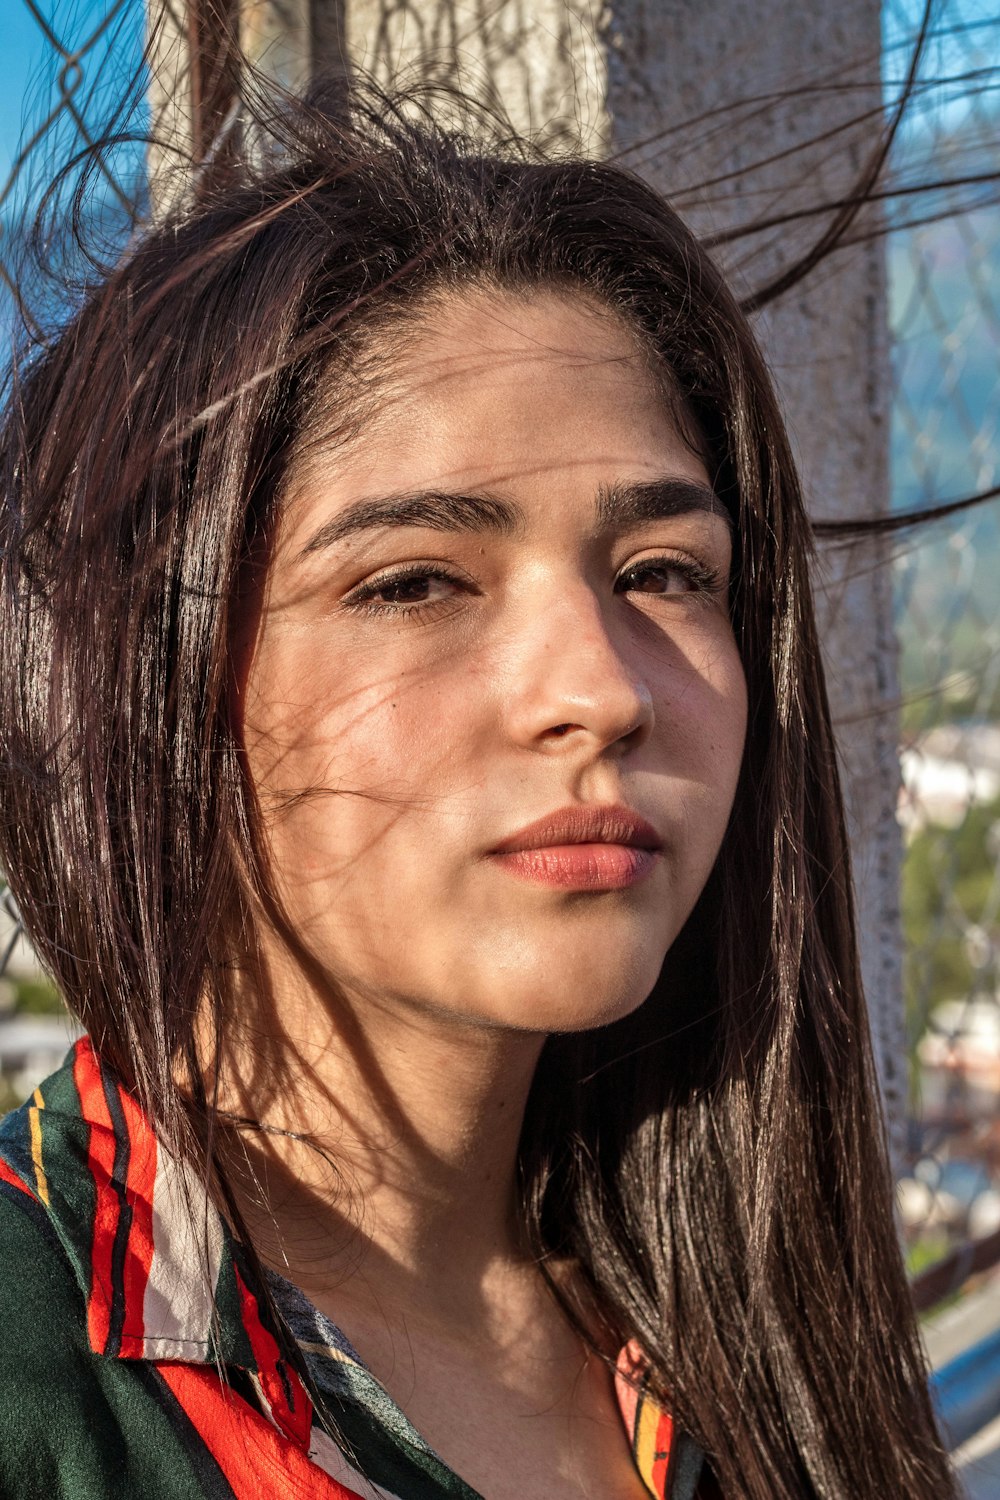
(900, 723), (1000, 832)
(0, 1013), (82, 1104)
(919, 997), (1000, 1122)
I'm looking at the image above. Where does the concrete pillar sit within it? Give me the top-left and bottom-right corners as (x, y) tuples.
(343, 1), (604, 155)
(146, 0), (905, 1157)
(240, 0), (311, 89)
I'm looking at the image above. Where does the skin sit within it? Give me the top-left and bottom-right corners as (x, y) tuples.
(229, 287), (747, 1499)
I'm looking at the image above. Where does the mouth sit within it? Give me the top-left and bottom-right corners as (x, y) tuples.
(488, 804), (662, 890)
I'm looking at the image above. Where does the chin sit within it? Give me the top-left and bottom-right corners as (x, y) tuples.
(473, 961), (663, 1036)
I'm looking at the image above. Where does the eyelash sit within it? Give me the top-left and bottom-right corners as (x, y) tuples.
(343, 556), (725, 618)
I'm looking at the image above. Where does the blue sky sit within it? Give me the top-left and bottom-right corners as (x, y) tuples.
(0, 0), (143, 201)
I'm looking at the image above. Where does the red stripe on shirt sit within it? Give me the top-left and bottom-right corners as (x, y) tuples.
(649, 1407), (674, 1498)
(156, 1362), (362, 1500)
(0, 1157), (36, 1200)
(235, 1266), (313, 1449)
(74, 1039), (121, 1355)
(115, 1080), (158, 1358)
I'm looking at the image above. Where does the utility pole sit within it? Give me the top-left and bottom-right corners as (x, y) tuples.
(146, 0), (904, 1160)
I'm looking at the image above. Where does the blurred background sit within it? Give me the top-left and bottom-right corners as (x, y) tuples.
(1, 0), (999, 1487)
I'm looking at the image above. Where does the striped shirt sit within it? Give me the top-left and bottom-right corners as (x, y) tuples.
(0, 1038), (704, 1499)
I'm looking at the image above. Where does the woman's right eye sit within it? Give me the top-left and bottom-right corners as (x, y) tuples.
(344, 566), (467, 616)
(374, 574), (440, 603)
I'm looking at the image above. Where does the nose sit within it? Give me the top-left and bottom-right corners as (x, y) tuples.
(501, 582), (654, 757)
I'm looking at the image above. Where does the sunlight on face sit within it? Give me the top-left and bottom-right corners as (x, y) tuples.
(239, 289), (747, 1034)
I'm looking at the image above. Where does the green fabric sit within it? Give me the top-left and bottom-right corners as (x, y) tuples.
(0, 1185), (218, 1500)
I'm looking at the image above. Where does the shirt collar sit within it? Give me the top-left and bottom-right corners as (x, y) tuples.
(1, 1036), (681, 1496)
(1, 1037), (255, 1368)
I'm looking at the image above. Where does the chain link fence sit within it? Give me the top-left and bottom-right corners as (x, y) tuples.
(0, 0), (148, 1110)
(881, 2), (1000, 1284)
(2, 2), (1000, 1287)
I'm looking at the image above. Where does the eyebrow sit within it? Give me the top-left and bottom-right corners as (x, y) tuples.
(596, 477), (732, 533)
(300, 476), (730, 557)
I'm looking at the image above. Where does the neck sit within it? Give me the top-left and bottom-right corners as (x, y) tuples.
(211, 951), (547, 1331)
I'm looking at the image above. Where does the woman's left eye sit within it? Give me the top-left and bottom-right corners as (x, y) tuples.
(615, 557), (721, 597)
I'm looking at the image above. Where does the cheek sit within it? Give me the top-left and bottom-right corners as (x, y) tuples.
(706, 648), (748, 786)
(651, 638), (747, 895)
(243, 639), (477, 863)
(655, 632), (747, 777)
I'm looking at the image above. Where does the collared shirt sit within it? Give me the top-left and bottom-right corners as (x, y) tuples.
(0, 1038), (704, 1500)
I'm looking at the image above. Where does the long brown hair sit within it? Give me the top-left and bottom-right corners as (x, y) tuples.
(0, 84), (955, 1496)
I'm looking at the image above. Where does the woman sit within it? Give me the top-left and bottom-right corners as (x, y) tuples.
(0, 87), (955, 1498)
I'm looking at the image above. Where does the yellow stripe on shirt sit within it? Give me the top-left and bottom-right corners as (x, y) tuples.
(29, 1087), (50, 1206)
(634, 1393), (662, 1496)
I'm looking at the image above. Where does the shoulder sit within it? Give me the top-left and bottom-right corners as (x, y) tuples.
(0, 1166), (127, 1496)
(0, 1165), (101, 1489)
(0, 1143), (208, 1499)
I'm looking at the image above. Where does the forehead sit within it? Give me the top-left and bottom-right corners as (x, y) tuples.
(387, 286), (660, 399)
(280, 288), (708, 551)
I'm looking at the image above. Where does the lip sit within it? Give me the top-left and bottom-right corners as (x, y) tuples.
(490, 803), (663, 855)
(488, 804), (662, 891)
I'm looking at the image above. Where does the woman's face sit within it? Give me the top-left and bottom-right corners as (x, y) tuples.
(240, 289), (747, 1034)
